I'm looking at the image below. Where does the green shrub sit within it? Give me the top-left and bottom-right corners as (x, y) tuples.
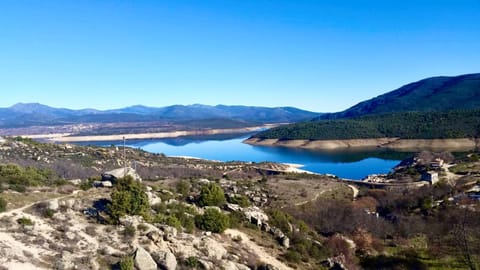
(0, 164), (59, 190)
(0, 197), (7, 212)
(119, 255), (134, 270)
(123, 225), (136, 238)
(176, 180), (191, 197)
(269, 210), (292, 234)
(44, 208), (55, 218)
(165, 216), (182, 230)
(182, 216), (195, 233)
(17, 217), (34, 226)
(108, 176), (150, 223)
(80, 178), (95, 191)
(227, 195), (251, 207)
(185, 256), (199, 268)
(137, 223), (149, 232)
(284, 250), (302, 263)
(10, 184), (27, 193)
(198, 183), (226, 207)
(228, 211), (244, 228)
(195, 208), (230, 233)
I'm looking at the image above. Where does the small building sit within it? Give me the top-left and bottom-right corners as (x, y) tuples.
(422, 171), (439, 185)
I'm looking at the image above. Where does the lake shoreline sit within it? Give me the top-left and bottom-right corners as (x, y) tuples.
(20, 125), (278, 143)
(244, 137), (480, 151)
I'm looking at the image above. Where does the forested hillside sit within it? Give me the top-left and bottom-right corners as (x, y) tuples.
(253, 110), (480, 140)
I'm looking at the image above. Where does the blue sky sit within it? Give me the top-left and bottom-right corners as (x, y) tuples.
(0, 0), (478, 112)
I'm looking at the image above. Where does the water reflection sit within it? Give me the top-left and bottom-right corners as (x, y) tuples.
(75, 134), (412, 179)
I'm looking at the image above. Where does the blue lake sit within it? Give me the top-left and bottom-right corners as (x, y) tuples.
(79, 134), (412, 179)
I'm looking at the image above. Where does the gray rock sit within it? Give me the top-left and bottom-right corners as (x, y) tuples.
(235, 263), (251, 270)
(147, 191), (162, 205)
(198, 259), (213, 270)
(134, 246), (157, 270)
(63, 199), (76, 209)
(282, 236), (290, 249)
(103, 167), (142, 181)
(261, 223), (271, 232)
(68, 179), (82, 185)
(221, 261), (238, 270)
(101, 181), (113, 188)
(226, 203), (241, 212)
(156, 225), (177, 242)
(243, 206), (269, 227)
(201, 238), (227, 260)
(147, 230), (163, 243)
(198, 179), (210, 184)
(48, 199), (59, 211)
(152, 250), (177, 270)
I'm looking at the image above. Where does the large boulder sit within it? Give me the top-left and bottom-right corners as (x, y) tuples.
(48, 199), (60, 211)
(102, 167), (142, 182)
(243, 206), (268, 227)
(147, 191), (162, 205)
(134, 246), (157, 270)
(152, 250), (177, 270)
(201, 238), (227, 261)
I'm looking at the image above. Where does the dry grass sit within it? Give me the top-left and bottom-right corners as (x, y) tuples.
(1, 191), (63, 211)
(266, 177), (342, 208)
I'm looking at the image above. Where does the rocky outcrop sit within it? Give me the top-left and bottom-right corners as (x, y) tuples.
(226, 205), (290, 248)
(102, 167), (142, 181)
(152, 250), (177, 270)
(201, 238), (228, 260)
(243, 206), (269, 227)
(47, 199), (60, 211)
(134, 246), (157, 270)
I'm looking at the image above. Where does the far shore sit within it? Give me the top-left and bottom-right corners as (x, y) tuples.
(19, 125), (278, 143)
(244, 137), (480, 152)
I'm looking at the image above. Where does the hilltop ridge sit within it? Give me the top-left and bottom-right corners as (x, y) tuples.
(319, 73), (480, 119)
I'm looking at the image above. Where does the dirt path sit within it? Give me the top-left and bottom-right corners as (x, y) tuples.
(294, 190), (324, 207)
(347, 184), (359, 200)
(0, 190), (81, 219)
(224, 229), (293, 270)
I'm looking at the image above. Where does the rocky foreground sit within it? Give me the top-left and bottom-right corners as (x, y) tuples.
(0, 136), (349, 269)
(0, 188), (290, 270)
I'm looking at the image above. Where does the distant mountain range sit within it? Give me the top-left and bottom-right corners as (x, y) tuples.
(0, 103), (322, 128)
(319, 73), (480, 119)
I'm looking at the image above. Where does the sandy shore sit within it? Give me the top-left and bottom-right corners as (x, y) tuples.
(244, 137), (480, 151)
(20, 125), (277, 142)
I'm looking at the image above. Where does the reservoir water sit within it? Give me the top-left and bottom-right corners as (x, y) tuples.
(80, 134), (412, 179)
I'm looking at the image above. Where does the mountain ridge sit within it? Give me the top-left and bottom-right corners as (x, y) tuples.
(0, 103), (322, 128)
(318, 73), (480, 119)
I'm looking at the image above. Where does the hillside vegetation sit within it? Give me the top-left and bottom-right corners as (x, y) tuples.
(253, 110), (480, 140)
(320, 73), (480, 119)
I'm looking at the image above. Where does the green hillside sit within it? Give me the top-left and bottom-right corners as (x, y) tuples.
(320, 73), (480, 119)
(252, 110), (480, 140)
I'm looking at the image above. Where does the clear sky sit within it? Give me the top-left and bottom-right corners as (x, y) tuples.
(0, 0), (479, 112)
